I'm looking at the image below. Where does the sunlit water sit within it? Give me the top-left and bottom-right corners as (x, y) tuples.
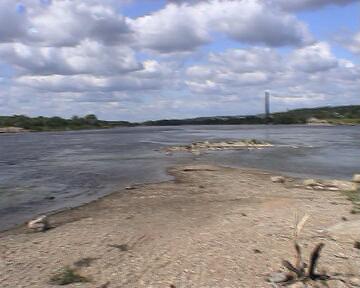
(0, 125), (359, 230)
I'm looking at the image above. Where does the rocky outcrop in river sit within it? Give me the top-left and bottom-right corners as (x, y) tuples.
(165, 139), (273, 153)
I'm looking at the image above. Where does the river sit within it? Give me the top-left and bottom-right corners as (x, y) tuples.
(0, 125), (359, 230)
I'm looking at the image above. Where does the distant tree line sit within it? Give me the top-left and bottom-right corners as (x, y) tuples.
(143, 105), (360, 126)
(0, 114), (133, 131)
(1, 105), (359, 131)
(142, 116), (266, 126)
(271, 105), (360, 124)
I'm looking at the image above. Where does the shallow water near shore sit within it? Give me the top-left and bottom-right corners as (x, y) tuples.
(0, 124), (359, 230)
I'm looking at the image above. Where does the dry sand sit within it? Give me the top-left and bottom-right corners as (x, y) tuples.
(1, 164), (360, 288)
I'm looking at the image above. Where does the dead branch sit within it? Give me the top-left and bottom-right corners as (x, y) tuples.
(295, 242), (305, 277)
(308, 243), (326, 280)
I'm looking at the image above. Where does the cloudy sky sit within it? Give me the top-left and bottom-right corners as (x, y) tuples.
(0, 0), (359, 121)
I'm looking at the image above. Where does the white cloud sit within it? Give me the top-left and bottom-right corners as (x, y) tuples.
(0, 0), (358, 120)
(131, 0), (313, 53)
(345, 32), (360, 54)
(130, 3), (210, 53)
(207, 1), (313, 46)
(0, 40), (142, 75)
(14, 59), (178, 93)
(185, 43), (359, 108)
(289, 42), (338, 73)
(0, 1), (28, 42)
(270, 0), (359, 11)
(0, 0), (132, 46)
(26, 0), (132, 46)
(186, 47), (282, 94)
(169, 0), (359, 11)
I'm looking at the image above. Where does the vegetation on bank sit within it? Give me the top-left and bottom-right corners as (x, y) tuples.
(142, 115), (265, 126)
(0, 114), (133, 132)
(1, 105), (359, 132)
(143, 105), (360, 126)
(271, 105), (360, 125)
(342, 188), (360, 214)
(49, 266), (89, 285)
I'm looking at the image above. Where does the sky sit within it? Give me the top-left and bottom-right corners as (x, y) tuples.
(0, 0), (359, 121)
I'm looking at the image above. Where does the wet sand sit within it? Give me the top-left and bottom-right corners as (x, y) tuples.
(1, 165), (360, 288)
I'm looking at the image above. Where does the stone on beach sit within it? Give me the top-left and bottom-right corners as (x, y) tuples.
(271, 176), (286, 183)
(350, 277), (360, 287)
(353, 174), (360, 183)
(303, 179), (318, 186)
(267, 272), (289, 283)
(303, 178), (357, 191)
(329, 180), (358, 191)
(27, 215), (49, 232)
(326, 220), (360, 241)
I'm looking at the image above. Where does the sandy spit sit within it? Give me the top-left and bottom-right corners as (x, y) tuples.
(1, 164), (359, 288)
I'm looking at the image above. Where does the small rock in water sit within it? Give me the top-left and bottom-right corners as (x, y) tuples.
(271, 176), (286, 183)
(125, 186), (136, 190)
(27, 215), (49, 232)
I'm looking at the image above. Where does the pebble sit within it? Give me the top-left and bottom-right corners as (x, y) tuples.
(27, 215), (49, 232)
(350, 277), (360, 287)
(267, 272), (288, 283)
(334, 253), (348, 259)
(271, 176), (286, 183)
(354, 241), (360, 249)
(353, 174), (360, 183)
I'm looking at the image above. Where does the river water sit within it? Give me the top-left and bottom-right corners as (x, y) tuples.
(0, 125), (359, 230)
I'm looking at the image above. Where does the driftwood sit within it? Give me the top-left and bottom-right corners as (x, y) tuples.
(276, 243), (329, 286)
(269, 214), (358, 287)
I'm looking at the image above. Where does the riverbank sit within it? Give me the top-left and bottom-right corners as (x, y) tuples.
(1, 165), (360, 287)
(0, 127), (29, 133)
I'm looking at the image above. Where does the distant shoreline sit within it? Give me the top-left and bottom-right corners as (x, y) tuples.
(1, 104), (359, 132)
(0, 121), (358, 134)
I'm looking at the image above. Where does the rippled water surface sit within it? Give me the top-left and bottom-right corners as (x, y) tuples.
(1, 125), (359, 230)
